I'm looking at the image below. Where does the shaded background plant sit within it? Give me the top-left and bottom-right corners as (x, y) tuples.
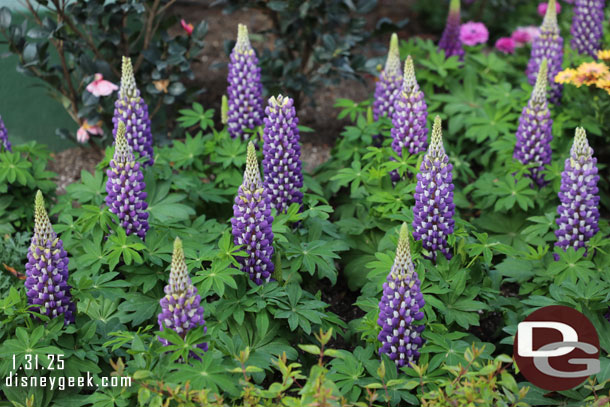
(0, 0), (207, 146)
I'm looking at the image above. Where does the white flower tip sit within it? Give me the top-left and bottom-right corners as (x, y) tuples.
(236, 24), (253, 53)
(385, 34), (401, 76)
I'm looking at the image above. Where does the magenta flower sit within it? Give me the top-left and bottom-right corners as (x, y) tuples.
(512, 26), (541, 47)
(538, 1), (561, 16)
(86, 73), (118, 97)
(495, 37), (516, 54)
(181, 19), (194, 36)
(460, 22), (489, 46)
(76, 120), (103, 144)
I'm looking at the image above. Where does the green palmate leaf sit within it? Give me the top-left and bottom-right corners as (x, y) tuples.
(285, 239), (348, 284)
(545, 247), (597, 284)
(177, 103), (214, 129)
(0, 151), (34, 185)
(65, 170), (105, 204)
(117, 293), (159, 326)
(167, 132), (206, 168)
(148, 193), (195, 224)
(167, 350), (238, 396)
(103, 228), (146, 271)
(192, 259), (239, 297)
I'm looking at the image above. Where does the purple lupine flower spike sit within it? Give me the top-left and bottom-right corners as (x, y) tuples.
(0, 116), (11, 152)
(438, 0), (465, 60)
(571, 0), (605, 58)
(412, 116), (455, 262)
(227, 24), (264, 140)
(377, 223), (426, 368)
(262, 95), (304, 214)
(373, 33), (403, 122)
(231, 142), (275, 284)
(25, 191), (76, 324)
(390, 55), (428, 182)
(158, 237), (208, 359)
(526, 0), (563, 104)
(105, 121), (149, 240)
(514, 59), (553, 187)
(554, 127), (600, 259)
(113, 56), (154, 166)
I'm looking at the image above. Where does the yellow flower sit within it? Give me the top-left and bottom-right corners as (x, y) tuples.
(597, 49), (610, 61)
(555, 69), (577, 84)
(576, 62), (609, 85)
(595, 76), (610, 95)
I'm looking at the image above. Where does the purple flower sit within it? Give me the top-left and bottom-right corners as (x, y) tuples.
(113, 57), (154, 167)
(570, 0), (605, 58)
(460, 22), (489, 46)
(527, 0), (564, 104)
(514, 59), (553, 187)
(495, 37), (516, 54)
(373, 33), (402, 122)
(377, 223), (426, 368)
(227, 24), (264, 140)
(390, 55), (428, 182)
(438, 0), (465, 60)
(25, 191), (76, 324)
(105, 121), (149, 240)
(0, 115), (11, 152)
(231, 142), (275, 285)
(412, 116), (455, 261)
(554, 127), (600, 258)
(158, 237), (207, 358)
(262, 95), (304, 214)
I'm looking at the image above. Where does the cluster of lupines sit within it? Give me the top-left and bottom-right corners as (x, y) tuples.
(25, 191), (76, 324)
(262, 95), (304, 214)
(377, 223), (426, 367)
(526, 0), (563, 104)
(514, 59), (553, 187)
(105, 121), (149, 240)
(227, 24), (264, 140)
(0, 116), (10, 152)
(158, 237), (207, 358)
(373, 33), (403, 122)
(412, 116), (455, 262)
(231, 142), (275, 285)
(390, 55), (428, 182)
(438, 0), (464, 60)
(113, 57), (154, 166)
(554, 127), (600, 258)
(570, 0), (605, 58)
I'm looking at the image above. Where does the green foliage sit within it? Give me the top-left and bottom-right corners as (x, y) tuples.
(0, 143), (56, 234)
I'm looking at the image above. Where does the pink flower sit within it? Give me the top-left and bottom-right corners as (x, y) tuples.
(76, 121), (103, 144)
(511, 26), (541, 47)
(460, 22), (489, 46)
(538, 2), (561, 16)
(86, 73), (118, 97)
(495, 37), (516, 54)
(180, 19), (193, 36)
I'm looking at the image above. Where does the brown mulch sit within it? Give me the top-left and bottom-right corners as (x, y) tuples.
(48, 147), (104, 194)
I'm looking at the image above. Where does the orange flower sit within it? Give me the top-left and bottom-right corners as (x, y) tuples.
(576, 62), (609, 85)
